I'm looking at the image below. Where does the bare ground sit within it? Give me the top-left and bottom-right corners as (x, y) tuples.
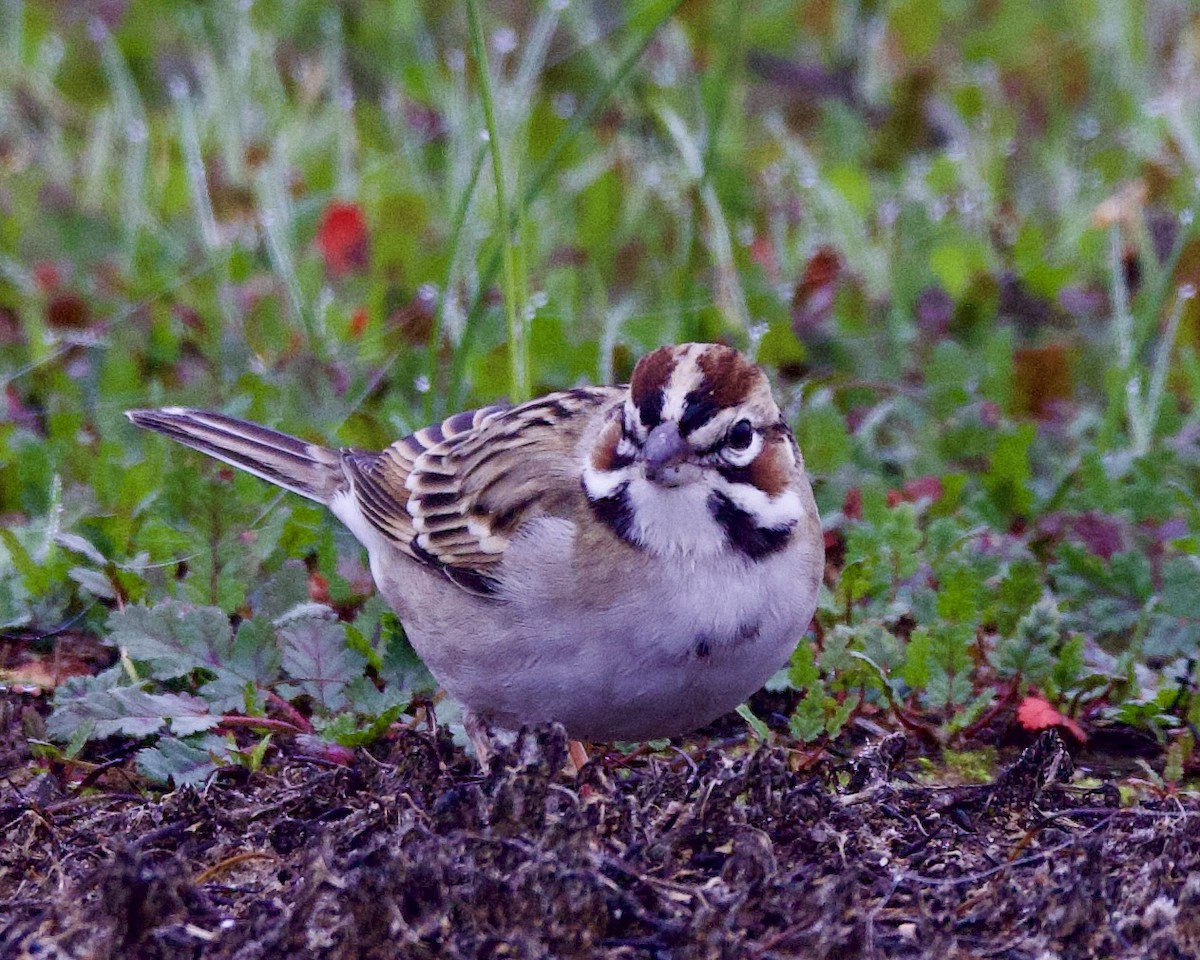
(2, 716), (1199, 959)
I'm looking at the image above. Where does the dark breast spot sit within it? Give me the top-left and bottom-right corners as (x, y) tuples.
(692, 620), (758, 662)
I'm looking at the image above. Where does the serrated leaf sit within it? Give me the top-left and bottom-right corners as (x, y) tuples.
(136, 735), (228, 786)
(46, 667), (125, 741)
(279, 615), (365, 712)
(881, 504), (922, 579)
(788, 643), (820, 689)
(818, 625), (856, 674)
(69, 566), (116, 599)
(106, 600), (233, 680)
(992, 635), (1055, 684)
(997, 558), (1042, 635)
(984, 424), (1035, 517)
(1143, 615), (1200, 660)
(342, 675), (409, 715)
(248, 561), (311, 621)
(378, 625), (432, 693)
(1160, 556), (1200, 619)
(936, 556), (985, 624)
(901, 627), (931, 690)
(199, 616), (282, 711)
(319, 702), (405, 747)
(788, 691), (826, 742)
(825, 693), (860, 737)
(274, 601), (339, 627)
(48, 684), (217, 741)
(1050, 634), (1086, 695)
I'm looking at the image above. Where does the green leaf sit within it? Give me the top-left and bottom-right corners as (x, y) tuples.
(825, 693), (860, 738)
(47, 684), (218, 741)
(796, 405), (853, 474)
(902, 628), (932, 691)
(1160, 556), (1200, 619)
(996, 558), (1042, 635)
(737, 703), (771, 742)
(342, 675), (410, 716)
(984, 424), (1036, 517)
(936, 555), (985, 625)
(106, 600), (233, 681)
(278, 612), (366, 713)
(198, 617), (282, 711)
(788, 642), (820, 689)
(320, 702), (406, 748)
(927, 341), (972, 416)
(68, 566), (116, 600)
(136, 735), (228, 786)
(1051, 634), (1086, 694)
(818, 625), (857, 674)
(789, 691), (826, 742)
(248, 561), (312, 621)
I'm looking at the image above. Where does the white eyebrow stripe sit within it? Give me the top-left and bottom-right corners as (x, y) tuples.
(660, 346), (705, 423)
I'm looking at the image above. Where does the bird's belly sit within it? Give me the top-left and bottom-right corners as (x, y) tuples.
(384, 549), (816, 743)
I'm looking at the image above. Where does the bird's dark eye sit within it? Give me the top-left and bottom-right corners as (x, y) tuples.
(727, 419), (754, 451)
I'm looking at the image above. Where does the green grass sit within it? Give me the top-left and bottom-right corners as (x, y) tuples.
(3, 0), (1200, 783)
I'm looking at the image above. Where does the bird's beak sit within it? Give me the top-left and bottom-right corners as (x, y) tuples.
(642, 421), (692, 486)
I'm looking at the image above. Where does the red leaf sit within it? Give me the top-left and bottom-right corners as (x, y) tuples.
(1017, 694), (1087, 744)
(888, 475), (944, 508)
(349, 307), (368, 338)
(316, 201), (370, 277)
(295, 734), (356, 766)
(308, 571), (331, 605)
(791, 246), (841, 336)
(749, 235), (780, 282)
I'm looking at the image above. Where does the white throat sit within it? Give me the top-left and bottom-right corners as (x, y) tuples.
(625, 475), (726, 557)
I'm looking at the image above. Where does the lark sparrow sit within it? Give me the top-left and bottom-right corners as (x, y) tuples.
(127, 343), (824, 753)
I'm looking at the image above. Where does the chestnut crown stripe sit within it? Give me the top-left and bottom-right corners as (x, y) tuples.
(629, 346), (678, 429)
(629, 344), (764, 434)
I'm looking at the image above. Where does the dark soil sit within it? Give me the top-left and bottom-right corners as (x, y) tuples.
(3, 722), (1200, 960)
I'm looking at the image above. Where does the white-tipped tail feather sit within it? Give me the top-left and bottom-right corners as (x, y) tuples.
(125, 408), (346, 504)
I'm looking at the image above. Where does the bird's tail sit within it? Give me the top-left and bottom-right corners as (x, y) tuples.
(126, 407), (346, 504)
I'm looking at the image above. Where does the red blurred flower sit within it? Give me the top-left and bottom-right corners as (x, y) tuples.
(316, 201), (369, 277)
(33, 261), (62, 293)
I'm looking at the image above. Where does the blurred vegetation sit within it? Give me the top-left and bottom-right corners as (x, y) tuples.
(3, 0), (1200, 782)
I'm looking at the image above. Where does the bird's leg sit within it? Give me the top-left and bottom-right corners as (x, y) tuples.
(568, 739), (590, 773)
(464, 711), (496, 769)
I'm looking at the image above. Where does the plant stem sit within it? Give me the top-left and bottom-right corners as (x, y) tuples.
(451, 0), (686, 407)
(426, 143), (487, 422)
(466, 0), (529, 402)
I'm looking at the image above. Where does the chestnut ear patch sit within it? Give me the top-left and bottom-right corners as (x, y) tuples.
(748, 436), (792, 497)
(590, 419), (631, 472)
